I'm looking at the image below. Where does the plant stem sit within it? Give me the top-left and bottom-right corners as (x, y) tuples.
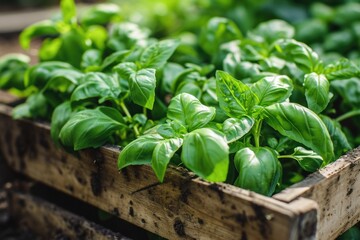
(119, 102), (140, 137)
(278, 155), (295, 159)
(120, 102), (132, 120)
(253, 120), (262, 148)
(335, 110), (360, 122)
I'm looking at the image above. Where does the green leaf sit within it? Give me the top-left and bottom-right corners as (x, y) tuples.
(323, 59), (360, 81)
(59, 107), (126, 150)
(320, 115), (352, 159)
(107, 22), (150, 51)
(274, 39), (319, 73)
(152, 138), (183, 182)
(113, 62), (137, 79)
(118, 134), (164, 169)
(251, 75), (293, 106)
(53, 29), (88, 69)
(101, 50), (130, 71)
(80, 3), (120, 26)
(331, 78), (360, 108)
(263, 102), (334, 163)
(128, 68), (156, 109)
(167, 93), (216, 131)
(81, 49), (102, 71)
(216, 70), (258, 118)
(182, 128), (229, 182)
(251, 19), (295, 43)
(25, 61), (74, 88)
(61, 0), (77, 25)
(50, 101), (72, 146)
(304, 73), (330, 113)
(140, 39), (180, 69)
(71, 72), (120, 104)
(157, 121), (187, 139)
(42, 69), (83, 106)
(223, 116), (254, 143)
(290, 147), (323, 172)
(19, 20), (58, 49)
(338, 227), (360, 240)
(200, 17), (242, 55)
(234, 147), (281, 196)
(12, 92), (49, 119)
(85, 26), (108, 50)
(0, 54), (29, 89)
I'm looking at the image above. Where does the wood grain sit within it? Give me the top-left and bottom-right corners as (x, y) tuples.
(0, 102), (318, 239)
(7, 190), (131, 240)
(273, 146), (360, 239)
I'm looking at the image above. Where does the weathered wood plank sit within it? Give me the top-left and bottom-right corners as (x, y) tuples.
(273, 147), (360, 240)
(6, 190), (131, 240)
(0, 90), (20, 105)
(0, 103), (318, 239)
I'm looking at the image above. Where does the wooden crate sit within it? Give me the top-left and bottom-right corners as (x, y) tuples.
(0, 92), (359, 240)
(0, 187), (130, 240)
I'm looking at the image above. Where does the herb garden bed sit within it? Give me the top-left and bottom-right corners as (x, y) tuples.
(1, 92), (359, 240)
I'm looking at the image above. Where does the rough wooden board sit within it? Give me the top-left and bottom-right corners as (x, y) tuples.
(273, 147), (360, 240)
(0, 103), (318, 239)
(0, 90), (20, 105)
(6, 190), (130, 240)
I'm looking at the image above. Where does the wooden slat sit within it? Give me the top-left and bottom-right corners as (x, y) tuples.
(0, 90), (20, 105)
(0, 103), (318, 239)
(273, 147), (360, 240)
(6, 190), (131, 240)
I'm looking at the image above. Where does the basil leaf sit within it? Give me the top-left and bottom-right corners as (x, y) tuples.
(61, 0), (77, 25)
(85, 25), (108, 50)
(50, 101), (72, 147)
(175, 80), (202, 100)
(223, 116), (254, 143)
(129, 68), (156, 109)
(42, 69), (83, 106)
(118, 134), (164, 169)
(25, 61), (75, 88)
(167, 93), (216, 131)
(52, 29), (88, 69)
(0, 54), (29, 90)
(71, 72), (121, 104)
(19, 20), (59, 50)
(81, 49), (102, 71)
(200, 17), (242, 55)
(274, 39), (319, 73)
(140, 39), (180, 69)
(251, 19), (295, 43)
(113, 62), (137, 79)
(263, 102), (334, 163)
(251, 75), (293, 106)
(216, 70), (258, 118)
(323, 59), (360, 81)
(304, 73), (330, 113)
(80, 3), (120, 26)
(101, 50), (130, 71)
(107, 22), (150, 51)
(13, 92), (49, 120)
(152, 138), (183, 182)
(234, 147), (281, 196)
(182, 128), (229, 182)
(320, 115), (352, 158)
(331, 78), (360, 108)
(59, 107), (126, 150)
(291, 147), (323, 172)
(157, 121), (187, 139)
